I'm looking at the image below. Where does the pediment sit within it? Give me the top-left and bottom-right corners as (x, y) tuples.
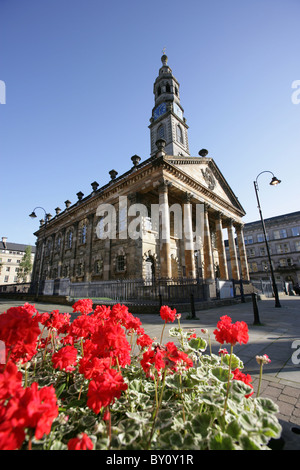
(164, 156), (245, 215)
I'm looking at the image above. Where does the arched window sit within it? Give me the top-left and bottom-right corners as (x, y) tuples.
(166, 82), (171, 93)
(157, 86), (161, 96)
(116, 255), (125, 272)
(94, 259), (103, 274)
(176, 125), (183, 144)
(157, 124), (165, 139)
(67, 229), (73, 249)
(79, 220), (88, 244)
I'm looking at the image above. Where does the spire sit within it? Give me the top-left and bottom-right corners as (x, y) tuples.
(149, 53), (190, 157)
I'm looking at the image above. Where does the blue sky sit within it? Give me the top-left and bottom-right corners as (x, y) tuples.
(1, 0), (299, 246)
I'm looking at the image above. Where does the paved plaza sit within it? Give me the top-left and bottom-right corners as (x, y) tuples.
(1, 294), (300, 449)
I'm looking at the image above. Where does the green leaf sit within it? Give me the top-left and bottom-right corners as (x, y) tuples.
(188, 337), (207, 352)
(170, 431), (184, 448)
(191, 413), (211, 437)
(226, 419), (242, 439)
(223, 353), (244, 370)
(55, 382), (66, 398)
(125, 411), (150, 424)
(240, 435), (262, 450)
(256, 397), (279, 414)
(209, 432), (236, 450)
(129, 379), (142, 392)
(168, 327), (183, 337)
(118, 420), (140, 446)
(211, 366), (232, 383)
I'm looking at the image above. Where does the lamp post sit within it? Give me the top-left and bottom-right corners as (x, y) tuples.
(253, 171), (281, 308)
(29, 207), (51, 300)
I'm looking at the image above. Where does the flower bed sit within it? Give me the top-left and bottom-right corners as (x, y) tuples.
(0, 300), (281, 450)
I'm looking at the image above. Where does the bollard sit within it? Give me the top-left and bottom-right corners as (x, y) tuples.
(190, 293), (196, 319)
(252, 293), (261, 325)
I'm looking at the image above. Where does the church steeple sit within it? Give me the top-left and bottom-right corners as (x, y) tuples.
(149, 53), (190, 157)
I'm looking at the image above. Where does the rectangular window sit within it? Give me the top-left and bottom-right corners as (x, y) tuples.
(292, 226), (300, 237)
(295, 241), (300, 251)
(277, 243), (290, 254)
(260, 247), (266, 256)
(4, 275), (9, 282)
(244, 235), (253, 245)
(249, 262), (258, 273)
(273, 229), (287, 239)
(116, 255), (125, 272)
(257, 233), (265, 242)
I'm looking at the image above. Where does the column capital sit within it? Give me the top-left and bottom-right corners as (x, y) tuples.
(158, 179), (172, 193)
(213, 210), (225, 221)
(183, 191), (193, 203)
(203, 202), (211, 212)
(235, 222), (245, 231)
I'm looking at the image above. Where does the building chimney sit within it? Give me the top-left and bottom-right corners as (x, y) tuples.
(2, 236), (7, 248)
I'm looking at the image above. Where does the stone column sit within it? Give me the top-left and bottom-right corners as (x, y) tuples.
(84, 214), (95, 282)
(203, 204), (214, 279)
(236, 223), (250, 281)
(159, 181), (171, 278)
(215, 213), (229, 280)
(183, 193), (196, 278)
(227, 220), (240, 280)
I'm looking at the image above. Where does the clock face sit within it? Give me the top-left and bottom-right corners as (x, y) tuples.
(173, 103), (183, 120)
(153, 102), (166, 120)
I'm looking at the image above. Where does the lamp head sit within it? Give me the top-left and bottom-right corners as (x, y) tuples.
(29, 211), (37, 218)
(270, 176), (281, 186)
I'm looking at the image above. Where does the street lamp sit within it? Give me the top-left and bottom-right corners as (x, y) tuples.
(29, 206), (49, 299)
(253, 171), (281, 308)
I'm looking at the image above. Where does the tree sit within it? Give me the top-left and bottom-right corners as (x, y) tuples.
(17, 246), (33, 283)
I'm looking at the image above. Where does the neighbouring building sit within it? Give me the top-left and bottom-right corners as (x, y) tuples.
(0, 237), (36, 285)
(243, 211), (300, 293)
(30, 54), (250, 295)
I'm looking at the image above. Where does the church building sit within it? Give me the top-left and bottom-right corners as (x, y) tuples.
(31, 54), (250, 292)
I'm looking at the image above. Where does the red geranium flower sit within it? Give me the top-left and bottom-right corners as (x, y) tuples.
(160, 305), (176, 323)
(164, 342), (193, 371)
(0, 361), (23, 402)
(232, 368), (254, 398)
(67, 432), (94, 450)
(87, 368), (128, 414)
(213, 315), (249, 346)
(43, 310), (71, 334)
(0, 306), (41, 363)
(78, 356), (110, 380)
(141, 345), (166, 377)
(72, 299), (94, 315)
(52, 345), (78, 372)
(4, 382), (58, 442)
(69, 314), (95, 340)
(137, 333), (153, 349)
(91, 321), (131, 368)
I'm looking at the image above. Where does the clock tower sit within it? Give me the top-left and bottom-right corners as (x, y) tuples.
(149, 53), (190, 157)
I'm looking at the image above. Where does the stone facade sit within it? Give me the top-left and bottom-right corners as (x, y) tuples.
(31, 55), (250, 288)
(243, 211), (300, 291)
(0, 237), (35, 285)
